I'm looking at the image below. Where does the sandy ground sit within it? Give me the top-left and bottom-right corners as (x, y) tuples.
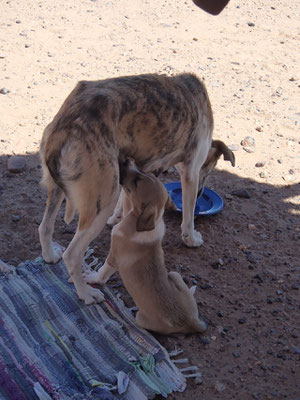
(0, 0), (299, 399)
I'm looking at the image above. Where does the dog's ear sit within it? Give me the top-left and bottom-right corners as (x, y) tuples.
(211, 140), (235, 167)
(136, 203), (156, 232)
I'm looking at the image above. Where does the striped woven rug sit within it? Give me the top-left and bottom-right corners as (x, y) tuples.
(0, 258), (186, 400)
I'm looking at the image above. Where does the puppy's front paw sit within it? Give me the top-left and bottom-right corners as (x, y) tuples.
(83, 270), (104, 285)
(78, 284), (105, 305)
(182, 230), (204, 248)
(43, 242), (65, 264)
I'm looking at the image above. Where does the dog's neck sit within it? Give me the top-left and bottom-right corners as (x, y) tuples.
(116, 210), (166, 245)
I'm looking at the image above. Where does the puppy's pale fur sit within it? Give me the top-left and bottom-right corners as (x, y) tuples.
(39, 73), (234, 304)
(85, 160), (207, 334)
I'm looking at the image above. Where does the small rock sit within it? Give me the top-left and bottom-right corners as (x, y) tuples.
(232, 188), (251, 199)
(259, 171), (267, 178)
(238, 316), (247, 324)
(255, 162), (266, 168)
(11, 215), (21, 222)
(241, 136), (255, 147)
(194, 375), (203, 385)
(25, 43), (31, 48)
(277, 159), (283, 164)
(20, 30), (29, 37)
(232, 351), (240, 358)
(200, 337), (211, 345)
(267, 297), (275, 304)
(248, 224), (256, 230)
(7, 156), (26, 173)
(247, 22), (255, 27)
(255, 126), (263, 132)
(215, 381), (226, 393)
(244, 146), (255, 154)
(290, 346), (300, 355)
(200, 283), (212, 290)
(289, 77), (296, 82)
(0, 53), (6, 59)
(16, 19), (22, 24)
(81, 62), (87, 67)
(228, 144), (240, 151)
(193, 37), (198, 41)
(283, 175), (296, 182)
(0, 87), (9, 95)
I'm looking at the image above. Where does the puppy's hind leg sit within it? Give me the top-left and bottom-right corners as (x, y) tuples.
(39, 185), (65, 263)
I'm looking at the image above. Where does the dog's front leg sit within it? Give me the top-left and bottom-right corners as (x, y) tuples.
(178, 166), (203, 247)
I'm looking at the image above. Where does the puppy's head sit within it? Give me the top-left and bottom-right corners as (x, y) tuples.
(120, 159), (169, 232)
(198, 140), (235, 197)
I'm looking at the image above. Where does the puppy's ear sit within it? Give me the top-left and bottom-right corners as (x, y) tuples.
(211, 140), (235, 167)
(136, 204), (156, 231)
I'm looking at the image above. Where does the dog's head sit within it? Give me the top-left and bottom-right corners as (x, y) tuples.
(120, 159), (169, 232)
(198, 140), (235, 197)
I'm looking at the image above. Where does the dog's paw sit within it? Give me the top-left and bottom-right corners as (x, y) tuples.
(83, 270), (103, 284)
(43, 242), (65, 264)
(78, 284), (105, 305)
(107, 214), (122, 228)
(182, 230), (204, 248)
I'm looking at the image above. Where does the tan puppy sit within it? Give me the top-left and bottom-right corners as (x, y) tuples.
(84, 160), (207, 335)
(39, 72), (234, 304)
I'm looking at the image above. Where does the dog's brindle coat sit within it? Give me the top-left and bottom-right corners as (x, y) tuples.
(39, 73), (232, 304)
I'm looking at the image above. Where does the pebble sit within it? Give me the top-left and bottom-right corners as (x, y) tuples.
(283, 175), (296, 182)
(194, 375), (203, 385)
(0, 53), (6, 59)
(16, 19), (22, 24)
(247, 22), (255, 27)
(25, 43), (31, 48)
(232, 351), (240, 358)
(248, 224), (256, 230)
(241, 136), (255, 147)
(277, 159), (283, 164)
(243, 147), (255, 153)
(11, 215), (21, 222)
(228, 144), (240, 151)
(0, 87), (9, 94)
(20, 30), (29, 37)
(259, 171), (267, 178)
(290, 346), (300, 355)
(238, 316), (247, 324)
(200, 337), (211, 345)
(7, 156), (27, 173)
(255, 126), (263, 132)
(267, 297), (275, 304)
(232, 188), (251, 199)
(255, 162), (266, 168)
(215, 382), (226, 393)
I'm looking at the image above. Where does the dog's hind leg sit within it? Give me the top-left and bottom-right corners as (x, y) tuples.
(39, 185), (65, 263)
(62, 178), (119, 305)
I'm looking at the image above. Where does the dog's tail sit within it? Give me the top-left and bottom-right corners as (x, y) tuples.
(64, 198), (76, 224)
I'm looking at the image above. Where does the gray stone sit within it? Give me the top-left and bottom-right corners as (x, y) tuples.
(248, 22), (255, 27)
(232, 188), (251, 199)
(228, 144), (240, 151)
(0, 88), (9, 95)
(7, 156), (26, 173)
(241, 136), (255, 147)
(255, 162), (266, 168)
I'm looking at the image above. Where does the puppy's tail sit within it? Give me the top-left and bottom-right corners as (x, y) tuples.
(64, 198), (76, 224)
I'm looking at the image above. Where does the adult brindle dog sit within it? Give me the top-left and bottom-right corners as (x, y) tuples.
(39, 73), (234, 304)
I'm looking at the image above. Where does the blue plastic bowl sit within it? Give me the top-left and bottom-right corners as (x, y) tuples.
(164, 182), (223, 216)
